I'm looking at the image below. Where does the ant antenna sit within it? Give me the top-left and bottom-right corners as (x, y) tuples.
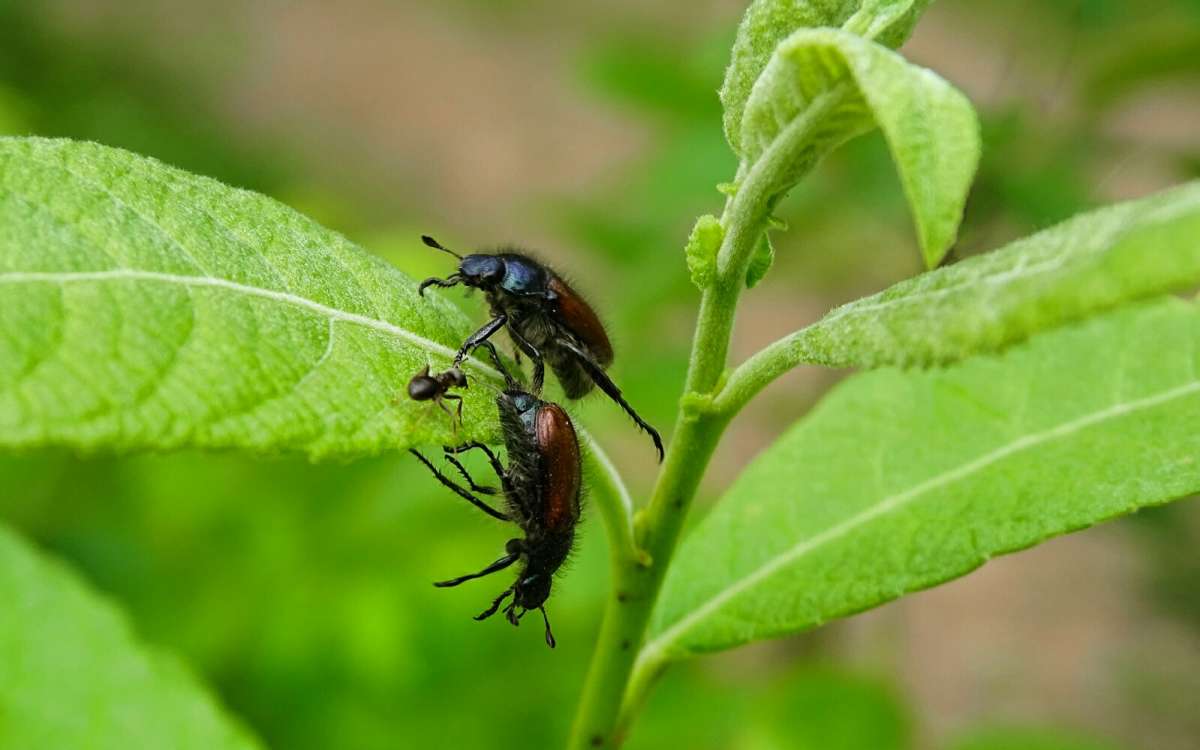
(421, 235), (463, 259)
(539, 606), (556, 649)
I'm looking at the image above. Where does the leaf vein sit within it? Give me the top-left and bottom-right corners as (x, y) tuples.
(643, 376), (1200, 661)
(0, 269), (504, 383)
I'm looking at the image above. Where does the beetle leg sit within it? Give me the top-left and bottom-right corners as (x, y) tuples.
(441, 453), (498, 495)
(455, 315), (507, 364)
(558, 338), (665, 462)
(418, 273), (462, 297)
(433, 551), (520, 588)
(507, 327), (545, 395)
(444, 441), (505, 476)
(474, 585), (516, 620)
(444, 441), (512, 496)
(409, 449), (509, 521)
(473, 340), (519, 389)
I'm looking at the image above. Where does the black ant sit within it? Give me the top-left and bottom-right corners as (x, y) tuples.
(409, 345), (580, 648)
(417, 234), (664, 461)
(407, 363), (468, 429)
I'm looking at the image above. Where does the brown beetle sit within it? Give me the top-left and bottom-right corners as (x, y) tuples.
(410, 350), (581, 648)
(417, 235), (663, 461)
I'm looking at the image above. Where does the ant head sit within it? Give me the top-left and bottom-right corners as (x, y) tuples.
(407, 366), (439, 401)
(446, 366), (468, 389)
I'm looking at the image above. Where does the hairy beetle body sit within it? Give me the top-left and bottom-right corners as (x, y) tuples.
(410, 351), (581, 648)
(418, 235), (663, 460)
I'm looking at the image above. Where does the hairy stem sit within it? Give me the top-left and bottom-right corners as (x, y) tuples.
(581, 432), (640, 563)
(566, 90), (846, 749)
(712, 324), (833, 416)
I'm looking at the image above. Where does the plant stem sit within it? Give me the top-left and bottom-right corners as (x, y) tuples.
(581, 431), (640, 563)
(566, 289), (734, 750)
(566, 90), (845, 749)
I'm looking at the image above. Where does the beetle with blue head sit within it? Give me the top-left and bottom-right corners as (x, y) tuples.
(418, 234), (664, 461)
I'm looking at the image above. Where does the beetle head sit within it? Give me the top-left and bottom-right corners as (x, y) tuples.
(511, 575), (556, 648)
(457, 254), (505, 288)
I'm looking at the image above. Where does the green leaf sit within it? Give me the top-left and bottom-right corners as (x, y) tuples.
(0, 137), (506, 459)
(784, 181), (1200, 369)
(684, 214), (723, 289)
(739, 29), (979, 266)
(0, 524), (260, 749)
(720, 0), (929, 155)
(644, 298), (1200, 661)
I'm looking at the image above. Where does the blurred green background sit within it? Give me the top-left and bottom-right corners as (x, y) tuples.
(1, 0), (1199, 748)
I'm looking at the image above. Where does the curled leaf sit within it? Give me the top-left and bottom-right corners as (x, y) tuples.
(740, 29), (980, 267)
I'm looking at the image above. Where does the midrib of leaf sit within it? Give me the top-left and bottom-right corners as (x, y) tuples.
(639, 373), (1200, 665)
(0, 268), (480, 371)
(817, 255), (1074, 325)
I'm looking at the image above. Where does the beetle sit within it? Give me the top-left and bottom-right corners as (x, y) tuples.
(407, 363), (468, 428)
(417, 234), (664, 461)
(409, 347), (580, 648)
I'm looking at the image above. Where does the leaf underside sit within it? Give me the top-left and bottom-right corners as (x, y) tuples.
(794, 181), (1200, 368)
(0, 525), (260, 749)
(648, 298), (1200, 660)
(0, 137), (504, 459)
(720, 0), (929, 155)
(739, 28), (979, 266)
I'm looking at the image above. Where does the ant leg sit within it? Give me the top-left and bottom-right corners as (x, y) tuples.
(409, 449), (509, 521)
(433, 552), (519, 588)
(418, 274), (462, 297)
(507, 328), (544, 394)
(440, 393), (464, 433)
(442, 453), (498, 495)
(455, 315), (507, 364)
(475, 585), (515, 620)
(559, 339), (665, 462)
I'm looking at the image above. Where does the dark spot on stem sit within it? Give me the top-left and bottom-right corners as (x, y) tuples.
(617, 591), (628, 603)
(591, 734), (604, 747)
(621, 639), (631, 651)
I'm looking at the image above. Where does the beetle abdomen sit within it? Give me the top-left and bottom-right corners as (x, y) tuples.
(550, 354), (593, 399)
(548, 276), (613, 368)
(534, 403), (581, 533)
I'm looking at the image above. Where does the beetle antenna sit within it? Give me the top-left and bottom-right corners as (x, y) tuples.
(539, 606), (556, 649)
(421, 234), (463, 259)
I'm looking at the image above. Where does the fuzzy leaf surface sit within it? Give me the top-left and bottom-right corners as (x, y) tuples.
(646, 299), (1200, 660)
(780, 181), (1200, 369)
(720, 0), (929, 154)
(0, 525), (260, 749)
(0, 137), (504, 458)
(739, 28), (979, 266)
